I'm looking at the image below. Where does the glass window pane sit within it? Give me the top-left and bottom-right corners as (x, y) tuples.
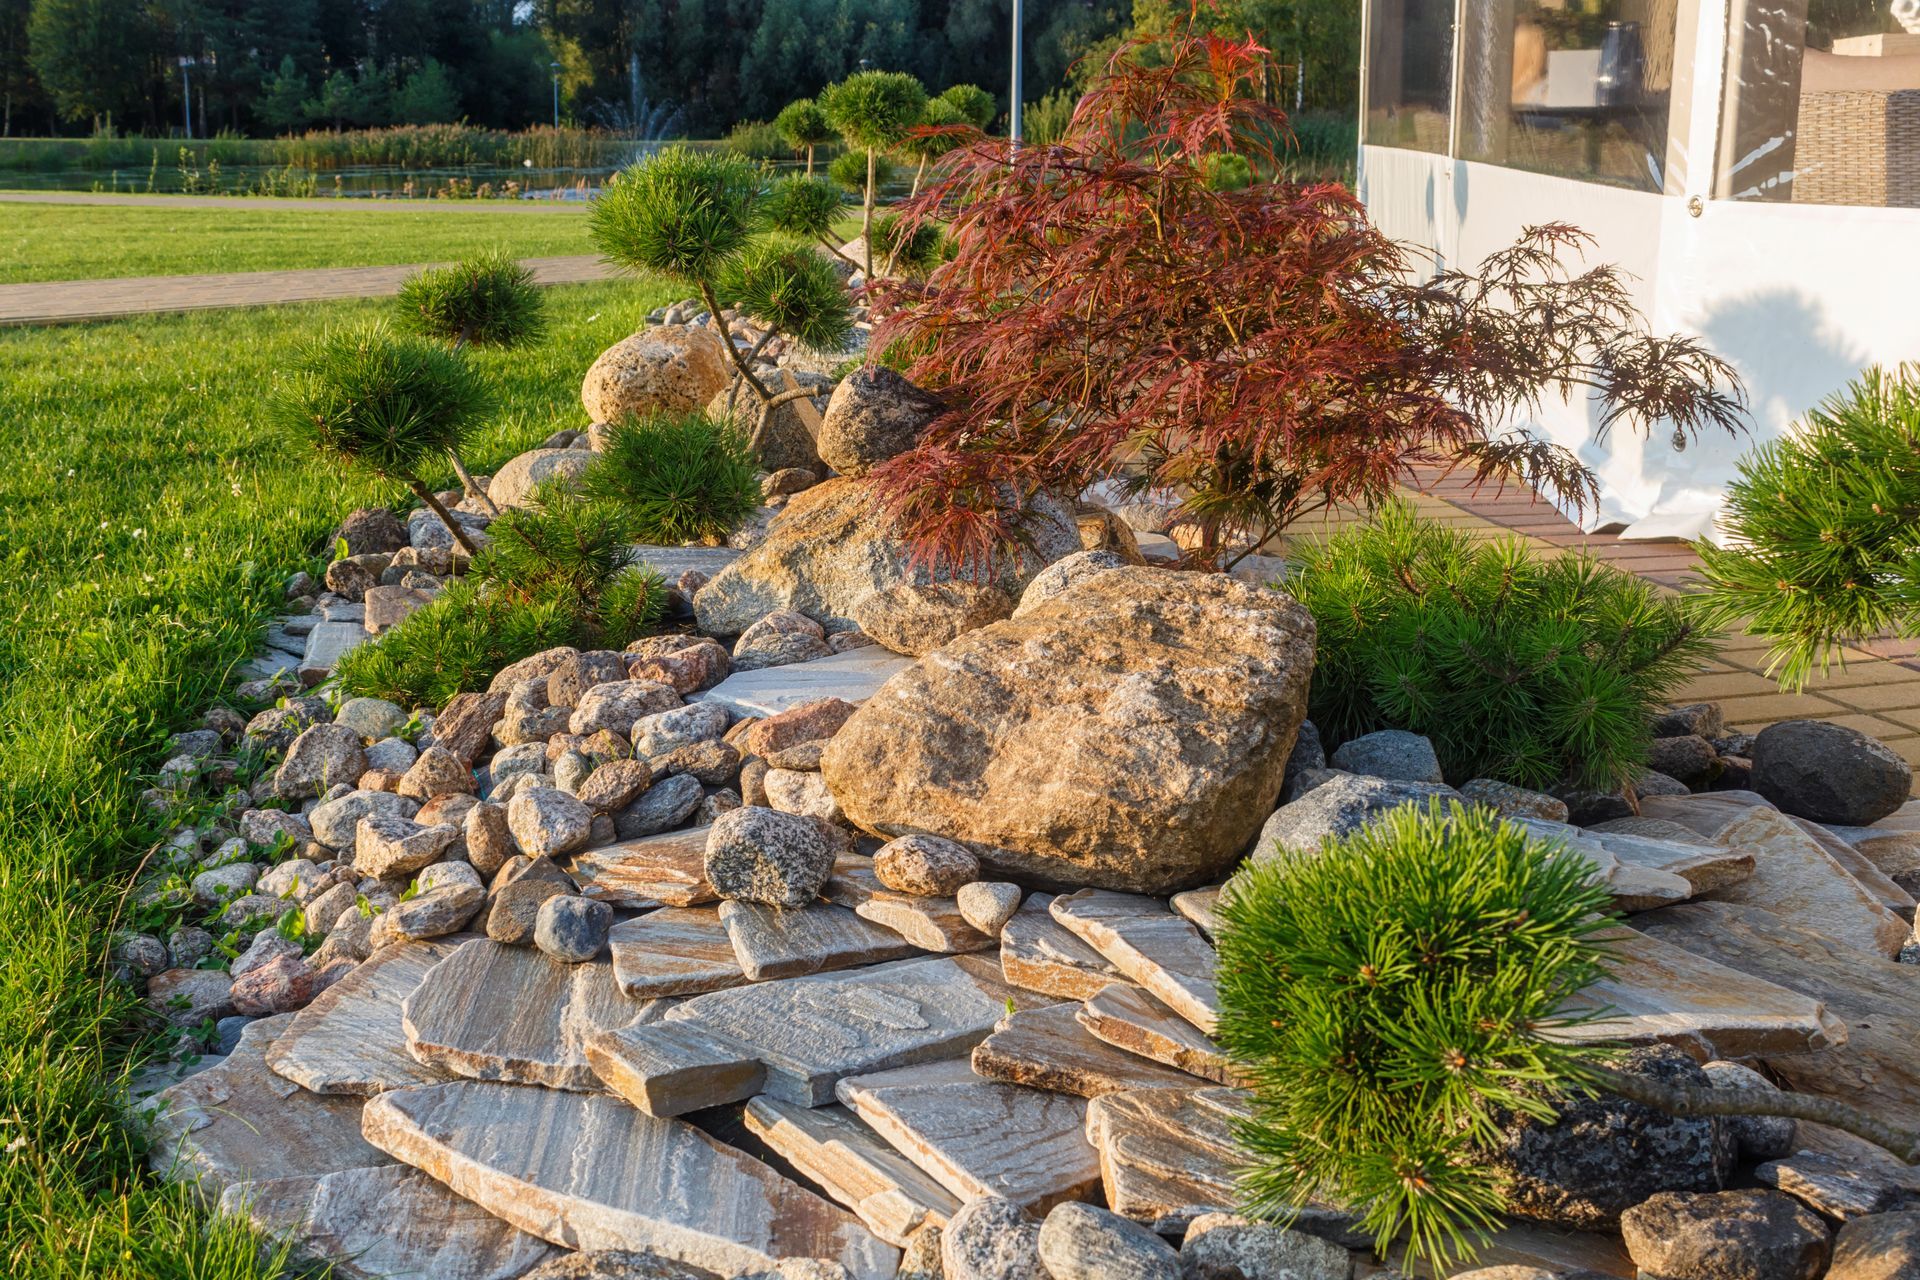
(1366, 0), (1456, 153)
(1718, 0), (1920, 206)
(1457, 0), (1679, 192)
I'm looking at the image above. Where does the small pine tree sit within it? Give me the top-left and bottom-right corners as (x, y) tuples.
(722, 238), (852, 354)
(827, 146), (892, 197)
(1691, 363), (1920, 690)
(760, 174), (855, 270)
(820, 70), (927, 276)
(774, 97), (835, 176)
(898, 96), (968, 197)
(394, 58), (462, 125)
(869, 211), (946, 279)
(937, 82), (997, 130)
(276, 322), (489, 555)
(580, 411), (761, 545)
(1288, 501), (1712, 793)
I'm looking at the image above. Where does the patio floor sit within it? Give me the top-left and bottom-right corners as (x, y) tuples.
(1283, 469), (1920, 773)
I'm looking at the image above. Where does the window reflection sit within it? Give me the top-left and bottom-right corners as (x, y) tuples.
(1366, 0), (1456, 153)
(1719, 0), (1920, 206)
(1458, 0), (1679, 192)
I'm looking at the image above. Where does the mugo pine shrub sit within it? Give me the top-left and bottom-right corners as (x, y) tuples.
(1288, 502), (1711, 792)
(581, 411), (761, 546)
(1215, 800), (1615, 1269)
(1692, 363), (1920, 689)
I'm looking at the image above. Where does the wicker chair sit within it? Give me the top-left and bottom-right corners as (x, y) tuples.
(1794, 49), (1920, 207)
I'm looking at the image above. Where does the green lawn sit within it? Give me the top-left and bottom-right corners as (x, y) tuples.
(0, 275), (674, 1276)
(0, 201), (595, 284)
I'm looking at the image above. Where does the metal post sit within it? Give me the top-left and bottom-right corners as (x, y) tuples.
(550, 62), (561, 129)
(1009, 0), (1024, 142)
(179, 57), (192, 139)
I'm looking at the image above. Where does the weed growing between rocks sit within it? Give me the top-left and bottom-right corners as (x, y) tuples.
(1289, 500), (1712, 792)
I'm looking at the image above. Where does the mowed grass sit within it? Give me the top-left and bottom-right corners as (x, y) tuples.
(0, 275), (674, 1276)
(0, 201), (595, 284)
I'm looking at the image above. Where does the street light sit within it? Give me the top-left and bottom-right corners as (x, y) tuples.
(1009, 0), (1024, 143)
(550, 61), (561, 129)
(178, 55), (195, 139)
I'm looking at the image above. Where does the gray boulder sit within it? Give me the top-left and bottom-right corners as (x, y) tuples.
(943, 1197), (1043, 1280)
(1830, 1211), (1920, 1280)
(1752, 719), (1912, 826)
(1255, 772), (1459, 859)
(534, 894), (613, 963)
(1038, 1202), (1178, 1280)
(817, 366), (944, 477)
(1179, 1212), (1354, 1280)
(1621, 1190), (1829, 1280)
(704, 806), (836, 907)
(614, 772), (705, 838)
(274, 724), (368, 799)
(310, 788), (419, 850)
(1327, 729), (1445, 784)
(508, 787), (596, 858)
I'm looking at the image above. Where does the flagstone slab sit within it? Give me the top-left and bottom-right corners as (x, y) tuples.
(743, 1096), (965, 1246)
(266, 940), (459, 1095)
(218, 1162), (557, 1279)
(653, 954), (1057, 1106)
(1050, 890), (1219, 1033)
(1510, 818), (1696, 911)
(402, 938), (666, 1090)
(148, 1014), (392, 1198)
(1563, 825), (1757, 895)
(569, 828), (716, 908)
(586, 1021), (767, 1117)
(1076, 983), (1238, 1084)
(971, 1002), (1207, 1097)
(719, 900), (920, 981)
(1169, 885), (1224, 939)
(1687, 807), (1908, 956)
(608, 906), (747, 999)
(361, 1081), (899, 1279)
(999, 893), (1124, 999)
(822, 856), (996, 953)
(694, 648), (914, 720)
(1635, 899), (1920, 1128)
(835, 1058), (1101, 1213)
(1553, 925), (1847, 1058)
(1641, 792), (1915, 914)
(1083, 1086), (1258, 1231)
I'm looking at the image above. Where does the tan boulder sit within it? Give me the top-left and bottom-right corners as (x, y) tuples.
(581, 324), (731, 424)
(488, 449), (595, 510)
(819, 567), (1316, 894)
(849, 582), (1015, 657)
(692, 476), (1079, 636)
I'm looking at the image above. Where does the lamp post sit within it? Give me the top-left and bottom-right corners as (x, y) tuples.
(550, 61), (561, 129)
(178, 55), (194, 139)
(1009, 0), (1024, 143)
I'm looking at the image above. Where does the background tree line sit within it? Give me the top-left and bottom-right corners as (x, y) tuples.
(0, 0), (1357, 142)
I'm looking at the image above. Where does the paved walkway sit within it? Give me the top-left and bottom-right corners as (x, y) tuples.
(0, 254), (613, 325)
(0, 191), (586, 212)
(1294, 470), (1920, 770)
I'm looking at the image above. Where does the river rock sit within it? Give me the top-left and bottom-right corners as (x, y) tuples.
(1830, 1212), (1920, 1280)
(489, 448), (596, 510)
(1328, 729), (1444, 784)
(581, 324), (732, 423)
(1620, 1190), (1829, 1280)
(822, 568), (1314, 894)
(1038, 1201), (1180, 1280)
(1179, 1212), (1353, 1280)
(276, 724), (369, 800)
(509, 787), (596, 858)
(957, 882), (1022, 937)
(1752, 720), (1912, 826)
(943, 1196), (1043, 1280)
(1255, 772), (1459, 858)
(693, 477), (1080, 636)
(535, 894), (614, 963)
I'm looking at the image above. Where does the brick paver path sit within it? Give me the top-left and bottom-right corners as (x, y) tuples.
(0, 254), (613, 326)
(1293, 470), (1920, 773)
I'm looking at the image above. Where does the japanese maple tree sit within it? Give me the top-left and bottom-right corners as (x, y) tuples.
(866, 14), (1747, 571)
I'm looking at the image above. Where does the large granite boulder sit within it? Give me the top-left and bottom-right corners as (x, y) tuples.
(692, 477), (1080, 636)
(820, 567), (1316, 894)
(581, 324), (731, 423)
(817, 366), (944, 477)
(707, 372), (834, 473)
(488, 449), (597, 511)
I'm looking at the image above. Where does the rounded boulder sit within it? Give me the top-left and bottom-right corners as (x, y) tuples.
(581, 324), (731, 423)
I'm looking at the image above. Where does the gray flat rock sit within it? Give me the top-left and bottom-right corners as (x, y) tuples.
(654, 953), (1057, 1105)
(823, 856), (996, 953)
(586, 1021), (766, 1117)
(971, 1002), (1207, 1097)
(720, 900), (920, 981)
(608, 906), (747, 999)
(1076, 983), (1237, 1084)
(301, 619), (368, 684)
(694, 648), (913, 719)
(266, 941), (459, 1095)
(1049, 890), (1219, 1034)
(1555, 925), (1847, 1059)
(743, 1096), (965, 1246)
(569, 828), (716, 908)
(1000, 893), (1124, 1000)
(1169, 885), (1224, 940)
(1697, 806), (1907, 955)
(362, 1081), (898, 1279)
(1083, 1087), (1258, 1231)
(148, 1014), (391, 1197)
(836, 1057), (1101, 1213)
(218, 1162), (556, 1279)
(402, 938), (667, 1090)
(1755, 1151), (1910, 1219)
(629, 545), (742, 581)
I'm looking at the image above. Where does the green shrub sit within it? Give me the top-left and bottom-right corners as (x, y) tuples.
(1216, 799), (1615, 1269)
(938, 82), (998, 130)
(335, 488), (666, 707)
(761, 174), (845, 241)
(722, 238), (852, 351)
(1691, 363), (1920, 690)
(870, 211), (946, 277)
(828, 146), (891, 194)
(1200, 152), (1254, 192)
(821, 70), (927, 275)
(898, 96), (968, 195)
(774, 98), (835, 175)
(1289, 501), (1711, 792)
(1020, 88), (1078, 145)
(581, 411), (761, 545)
(591, 145), (761, 286)
(395, 250), (547, 348)
(723, 118), (787, 161)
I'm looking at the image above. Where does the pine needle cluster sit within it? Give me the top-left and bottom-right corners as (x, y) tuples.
(721, 238), (852, 352)
(276, 321), (489, 479)
(1289, 501), (1711, 792)
(580, 411), (762, 546)
(395, 250), (547, 349)
(1214, 800), (1616, 1270)
(334, 487), (666, 708)
(829, 147), (892, 194)
(761, 175), (845, 242)
(870, 212), (947, 278)
(1691, 363), (1920, 690)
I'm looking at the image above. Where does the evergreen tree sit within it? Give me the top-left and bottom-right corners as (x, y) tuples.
(302, 67), (355, 128)
(27, 0), (151, 125)
(255, 53), (310, 131)
(393, 56), (459, 122)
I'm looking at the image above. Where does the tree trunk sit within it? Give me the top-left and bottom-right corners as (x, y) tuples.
(862, 148), (876, 278)
(805, 144), (815, 177)
(406, 476), (481, 558)
(698, 280), (773, 403)
(911, 154), (927, 197)
(1587, 1063), (1920, 1165)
